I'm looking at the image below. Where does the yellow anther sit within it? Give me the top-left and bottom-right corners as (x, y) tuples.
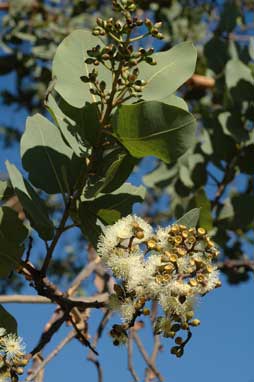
(179, 224), (187, 231)
(188, 228), (196, 235)
(215, 280), (222, 288)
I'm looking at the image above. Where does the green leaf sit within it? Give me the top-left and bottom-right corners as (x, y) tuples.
(79, 184), (145, 246)
(0, 206), (28, 278)
(139, 42), (197, 101)
(194, 189), (213, 231)
(176, 208), (200, 228)
(143, 162), (176, 188)
(162, 94), (189, 111)
(113, 101), (196, 164)
(218, 112), (249, 142)
(21, 113), (83, 194)
(6, 161), (54, 241)
(0, 207), (28, 244)
(204, 36), (229, 74)
(47, 95), (100, 150)
(0, 233), (24, 278)
(231, 195), (254, 228)
(237, 145), (254, 174)
(225, 59), (253, 89)
(52, 29), (111, 108)
(0, 305), (17, 334)
(249, 37), (254, 61)
(0, 180), (13, 202)
(101, 153), (138, 194)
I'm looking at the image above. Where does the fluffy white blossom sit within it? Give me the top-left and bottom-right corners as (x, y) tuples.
(97, 216), (221, 326)
(0, 333), (25, 361)
(97, 215), (153, 261)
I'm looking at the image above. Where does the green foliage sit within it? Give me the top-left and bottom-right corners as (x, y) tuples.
(113, 101), (196, 163)
(52, 29), (112, 108)
(6, 162), (54, 241)
(0, 305), (17, 334)
(79, 184), (145, 246)
(21, 114), (85, 195)
(0, 206), (28, 277)
(175, 208), (200, 228)
(139, 42), (197, 101)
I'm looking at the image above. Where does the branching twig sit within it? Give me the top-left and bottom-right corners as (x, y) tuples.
(133, 332), (163, 382)
(26, 330), (76, 381)
(128, 328), (139, 382)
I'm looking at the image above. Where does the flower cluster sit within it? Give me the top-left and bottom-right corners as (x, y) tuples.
(98, 215), (221, 355)
(0, 328), (27, 381)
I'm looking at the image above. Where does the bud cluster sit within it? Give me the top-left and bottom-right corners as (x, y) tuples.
(0, 328), (27, 381)
(97, 215), (221, 354)
(83, 0), (164, 112)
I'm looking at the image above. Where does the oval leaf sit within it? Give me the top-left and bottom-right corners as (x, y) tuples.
(113, 101), (196, 164)
(139, 42), (197, 101)
(21, 113), (83, 194)
(6, 161), (54, 241)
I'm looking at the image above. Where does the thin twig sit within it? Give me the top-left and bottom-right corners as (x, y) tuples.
(133, 332), (163, 382)
(67, 258), (100, 297)
(41, 203), (70, 275)
(26, 330), (76, 381)
(69, 315), (98, 355)
(128, 328), (139, 382)
(87, 310), (112, 382)
(0, 293), (108, 305)
(30, 311), (69, 356)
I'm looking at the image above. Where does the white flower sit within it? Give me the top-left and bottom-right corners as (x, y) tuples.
(159, 293), (196, 321)
(0, 328), (6, 337)
(1, 333), (25, 361)
(203, 269), (220, 293)
(97, 215), (153, 260)
(168, 280), (191, 296)
(107, 252), (144, 281)
(120, 302), (136, 323)
(156, 226), (169, 249)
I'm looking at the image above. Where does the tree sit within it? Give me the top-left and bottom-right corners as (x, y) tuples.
(0, 0), (253, 381)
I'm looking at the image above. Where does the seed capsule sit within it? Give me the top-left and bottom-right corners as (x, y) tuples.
(147, 240), (157, 249)
(174, 235), (183, 245)
(182, 230), (189, 239)
(175, 336), (183, 345)
(177, 247), (187, 257)
(197, 227), (206, 236)
(189, 279), (198, 287)
(197, 274), (205, 283)
(190, 319), (200, 327)
(164, 264), (174, 273)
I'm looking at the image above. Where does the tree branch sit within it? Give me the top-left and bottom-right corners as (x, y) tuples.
(133, 332), (163, 382)
(26, 330), (76, 381)
(128, 328), (139, 382)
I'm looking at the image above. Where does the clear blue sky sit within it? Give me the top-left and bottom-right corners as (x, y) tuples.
(1, 2), (254, 381)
